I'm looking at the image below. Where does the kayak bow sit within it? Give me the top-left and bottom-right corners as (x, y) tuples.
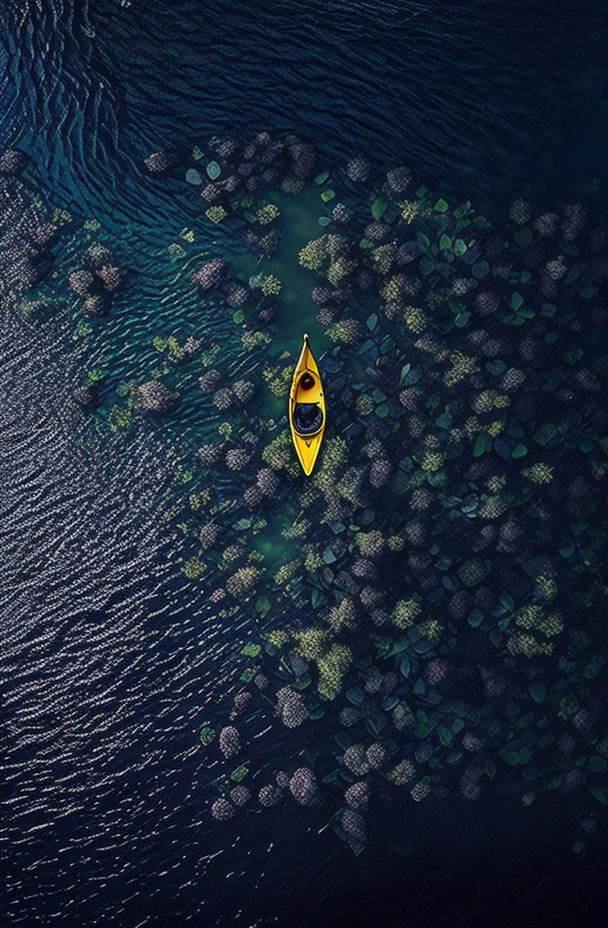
(289, 334), (325, 476)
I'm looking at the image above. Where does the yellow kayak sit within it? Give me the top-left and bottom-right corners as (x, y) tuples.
(289, 334), (325, 476)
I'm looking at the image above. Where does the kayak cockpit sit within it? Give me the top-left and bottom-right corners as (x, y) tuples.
(293, 402), (324, 435)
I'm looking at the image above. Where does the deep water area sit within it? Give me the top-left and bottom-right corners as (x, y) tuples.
(2, 2), (608, 927)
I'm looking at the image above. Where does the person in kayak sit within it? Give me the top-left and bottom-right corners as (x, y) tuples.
(293, 402), (324, 434)
(293, 371), (324, 434)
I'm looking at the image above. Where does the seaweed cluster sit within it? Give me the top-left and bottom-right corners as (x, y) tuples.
(8, 134), (608, 853)
(142, 133), (608, 851)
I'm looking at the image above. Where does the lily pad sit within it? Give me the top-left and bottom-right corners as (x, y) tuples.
(588, 785), (608, 806)
(185, 168), (203, 185)
(401, 367), (421, 386)
(473, 434), (486, 457)
(346, 687), (365, 706)
(371, 197), (387, 220)
(529, 682), (547, 704)
(472, 260), (490, 279)
(241, 642), (262, 658)
(513, 227), (533, 248)
(437, 725), (453, 747)
(335, 731), (352, 751)
(416, 742), (434, 763)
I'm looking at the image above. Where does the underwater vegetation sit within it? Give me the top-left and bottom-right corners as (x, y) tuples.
(6, 128), (608, 855)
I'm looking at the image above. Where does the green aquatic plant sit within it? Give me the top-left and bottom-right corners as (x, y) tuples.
(257, 202), (280, 225)
(299, 236), (328, 271)
(317, 644), (353, 700)
(261, 273), (282, 297)
(115, 130), (608, 847)
(182, 556), (207, 580)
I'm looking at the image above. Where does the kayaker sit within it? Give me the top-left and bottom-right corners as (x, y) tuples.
(293, 402), (324, 435)
(299, 372), (315, 391)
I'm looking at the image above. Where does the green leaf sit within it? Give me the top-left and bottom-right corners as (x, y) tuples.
(241, 642), (262, 658)
(206, 160), (221, 180)
(437, 725), (453, 747)
(535, 423), (558, 446)
(473, 434), (486, 457)
(529, 682), (547, 704)
(320, 188), (336, 203)
(435, 411), (451, 429)
(588, 785), (608, 806)
(230, 764), (249, 783)
(439, 233), (453, 251)
(371, 197), (387, 220)
(510, 291), (524, 311)
(199, 726), (216, 746)
(588, 755), (607, 774)
(467, 609), (484, 628)
(513, 228), (533, 248)
(434, 198), (448, 213)
(511, 443), (528, 459)
(502, 750), (521, 766)
(376, 403), (389, 419)
(335, 731), (352, 750)
(453, 238), (468, 256)
(416, 231), (431, 250)
(367, 710), (387, 736)
(346, 687), (365, 706)
(519, 746), (532, 764)
(314, 170), (330, 186)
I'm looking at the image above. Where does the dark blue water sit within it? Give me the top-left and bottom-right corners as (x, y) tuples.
(2, 1), (608, 926)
